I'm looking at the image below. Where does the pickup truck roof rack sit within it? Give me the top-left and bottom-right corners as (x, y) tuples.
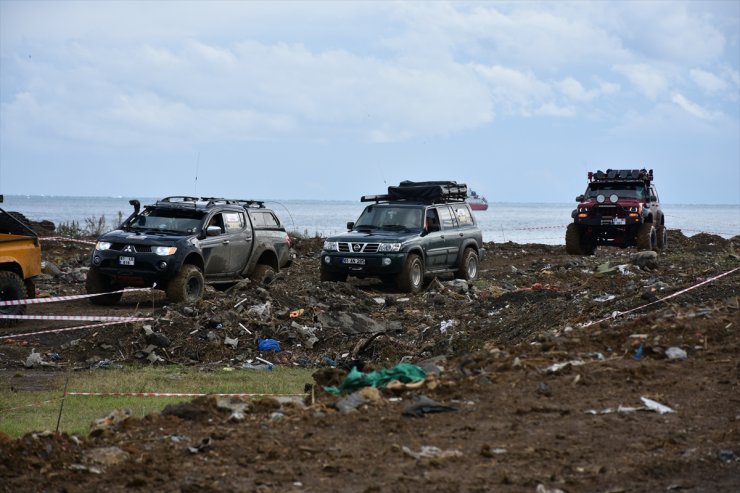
(589, 169), (653, 183)
(361, 180), (468, 204)
(155, 196), (266, 209)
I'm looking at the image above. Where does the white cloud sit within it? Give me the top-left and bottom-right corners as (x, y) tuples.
(613, 64), (669, 100)
(557, 77), (599, 102)
(690, 68), (728, 93)
(536, 102), (576, 118)
(671, 93), (716, 121)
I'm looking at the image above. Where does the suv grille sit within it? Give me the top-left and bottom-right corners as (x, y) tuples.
(110, 243), (152, 253)
(338, 242), (380, 253)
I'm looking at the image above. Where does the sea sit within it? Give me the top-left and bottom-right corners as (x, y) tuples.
(2, 195), (738, 245)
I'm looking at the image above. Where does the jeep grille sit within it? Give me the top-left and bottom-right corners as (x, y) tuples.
(338, 242), (380, 253)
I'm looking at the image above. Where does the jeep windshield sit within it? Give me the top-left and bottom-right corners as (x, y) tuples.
(586, 183), (646, 200)
(124, 209), (205, 234)
(354, 205), (423, 231)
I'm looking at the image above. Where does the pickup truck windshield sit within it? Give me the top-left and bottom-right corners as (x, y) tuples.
(127, 211), (205, 234)
(355, 206), (423, 230)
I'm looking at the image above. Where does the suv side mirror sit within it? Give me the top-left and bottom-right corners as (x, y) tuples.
(347, 221), (354, 230)
(206, 225), (221, 236)
(650, 195), (657, 202)
(576, 195), (585, 202)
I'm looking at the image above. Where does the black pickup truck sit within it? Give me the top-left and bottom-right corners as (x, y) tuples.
(86, 196), (292, 304)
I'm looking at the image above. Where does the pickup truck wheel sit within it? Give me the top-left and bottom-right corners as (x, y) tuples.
(85, 270), (123, 306)
(656, 225), (668, 250)
(320, 269), (347, 282)
(397, 254), (424, 293)
(167, 265), (204, 303)
(0, 271), (27, 326)
(637, 223), (657, 251)
(251, 264), (276, 286)
(455, 248), (479, 281)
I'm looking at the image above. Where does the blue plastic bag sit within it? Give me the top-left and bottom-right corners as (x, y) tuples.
(258, 338), (281, 353)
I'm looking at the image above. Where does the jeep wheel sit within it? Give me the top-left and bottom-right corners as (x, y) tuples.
(397, 253), (424, 293)
(320, 269), (347, 283)
(85, 269), (123, 306)
(0, 271), (27, 327)
(166, 265), (205, 303)
(251, 264), (276, 286)
(656, 225), (668, 250)
(455, 248), (479, 281)
(637, 223), (657, 251)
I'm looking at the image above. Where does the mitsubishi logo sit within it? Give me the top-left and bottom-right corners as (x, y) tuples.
(352, 243), (362, 252)
(123, 245), (135, 253)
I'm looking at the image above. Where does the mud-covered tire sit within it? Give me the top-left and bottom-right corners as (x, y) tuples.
(455, 248), (479, 281)
(251, 264), (277, 286)
(85, 269), (123, 306)
(0, 271), (27, 326)
(637, 223), (657, 251)
(166, 265), (205, 303)
(565, 224), (586, 255)
(397, 254), (424, 293)
(320, 269), (347, 282)
(656, 225), (668, 250)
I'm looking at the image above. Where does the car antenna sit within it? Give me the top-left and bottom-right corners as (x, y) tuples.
(194, 151), (200, 195)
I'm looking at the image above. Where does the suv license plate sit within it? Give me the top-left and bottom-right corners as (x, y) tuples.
(119, 256), (135, 266)
(612, 218), (626, 225)
(342, 258), (365, 265)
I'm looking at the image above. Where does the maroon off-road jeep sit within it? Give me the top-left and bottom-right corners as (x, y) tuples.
(566, 169), (666, 255)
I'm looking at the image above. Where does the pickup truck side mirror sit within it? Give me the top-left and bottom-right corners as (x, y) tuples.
(576, 195), (585, 202)
(206, 225), (222, 236)
(347, 221), (354, 230)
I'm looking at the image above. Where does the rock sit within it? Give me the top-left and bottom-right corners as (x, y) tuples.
(631, 250), (659, 270)
(84, 446), (130, 466)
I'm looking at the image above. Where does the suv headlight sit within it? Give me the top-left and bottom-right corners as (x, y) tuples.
(378, 242), (401, 252)
(323, 241), (339, 252)
(153, 246), (177, 256)
(95, 241), (112, 251)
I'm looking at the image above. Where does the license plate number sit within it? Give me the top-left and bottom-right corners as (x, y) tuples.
(119, 256), (135, 266)
(342, 257), (365, 265)
(612, 218), (626, 225)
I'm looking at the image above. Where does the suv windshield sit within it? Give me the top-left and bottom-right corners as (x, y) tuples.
(586, 183), (646, 200)
(126, 209), (205, 234)
(355, 205), (423, 231)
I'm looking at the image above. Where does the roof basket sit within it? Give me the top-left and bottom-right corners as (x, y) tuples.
(155, 196), (265, 209)
(362, 180), (468, 204)
(590, 169), (652, 183)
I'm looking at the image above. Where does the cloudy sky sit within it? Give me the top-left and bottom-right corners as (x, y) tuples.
(1, 1), (738, 204)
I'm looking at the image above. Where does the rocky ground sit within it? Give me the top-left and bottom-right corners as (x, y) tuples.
(1, 222), (738, 493)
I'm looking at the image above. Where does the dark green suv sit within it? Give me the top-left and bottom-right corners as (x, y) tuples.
(320, 181), (485, 293)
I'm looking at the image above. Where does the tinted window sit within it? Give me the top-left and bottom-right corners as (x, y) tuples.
(224, 212), (246, 233)
(438, 206), (456, 230)
(251, 212), (280, 228)
(452, 205), (473, 226)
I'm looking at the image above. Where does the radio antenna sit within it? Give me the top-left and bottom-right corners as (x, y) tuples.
(194, 152), (200, 195)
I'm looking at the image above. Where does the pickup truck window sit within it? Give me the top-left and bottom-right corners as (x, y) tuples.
(224, 212), (245, 233)
(251, 211), (280, 228)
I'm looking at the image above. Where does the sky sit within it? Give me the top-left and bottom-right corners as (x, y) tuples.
(0, 1), (738, 205)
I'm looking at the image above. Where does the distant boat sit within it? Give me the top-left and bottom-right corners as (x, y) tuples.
(466, 190), (488, 211)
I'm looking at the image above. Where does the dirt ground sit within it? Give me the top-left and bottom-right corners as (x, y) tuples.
(1, 223), (738, 493)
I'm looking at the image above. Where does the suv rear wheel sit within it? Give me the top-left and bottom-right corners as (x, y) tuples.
(0, 271), (27, 326)
(166, 265), (205, 303)
(397, 253), (424, 293)
(636, 223), (657, 251)
(86, 270), (123, 306)
(455, 248), (479, 281)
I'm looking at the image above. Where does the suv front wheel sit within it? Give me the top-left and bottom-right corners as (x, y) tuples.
(167, 265), (205, 303)
(455, 248), (479, 281)
(636, 223), (657, 251)
(397, 253), (424, 293)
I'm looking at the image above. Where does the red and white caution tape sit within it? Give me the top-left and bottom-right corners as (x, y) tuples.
(0, 314), (152, 321)
(66, 391), (305, 398)
(581, 267), (739, 328)
(0, 287), (154, 307)
(40, 236), (96, 245)
(0, 320), (150, 340)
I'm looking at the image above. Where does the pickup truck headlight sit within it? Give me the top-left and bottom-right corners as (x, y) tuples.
(323, 241), (339, 252)
(153, 246), (177, 256)
(95, 241), (112, 251)
(378, 242), (401, 252)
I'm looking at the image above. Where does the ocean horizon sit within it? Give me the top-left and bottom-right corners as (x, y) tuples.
(2, 194), (738, 245)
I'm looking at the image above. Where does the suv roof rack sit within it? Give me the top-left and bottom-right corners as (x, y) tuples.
(589, 169), (653, 183)
(155, 196), (266, 209)
(361, 180), (468, 204)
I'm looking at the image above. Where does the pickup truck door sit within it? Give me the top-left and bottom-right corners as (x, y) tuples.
(201, 213), (232, 277)
(224, 211), (253, 273)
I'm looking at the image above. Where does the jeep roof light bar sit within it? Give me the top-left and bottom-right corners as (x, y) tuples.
(588, 169), (652, 183)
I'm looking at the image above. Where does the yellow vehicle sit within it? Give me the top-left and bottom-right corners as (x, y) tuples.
(0, 196), (41, 326)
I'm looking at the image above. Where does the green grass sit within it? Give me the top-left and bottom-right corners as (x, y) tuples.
(0, 365), (314, 438)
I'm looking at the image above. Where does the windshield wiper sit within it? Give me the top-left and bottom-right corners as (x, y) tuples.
(381, 224), (410, 231)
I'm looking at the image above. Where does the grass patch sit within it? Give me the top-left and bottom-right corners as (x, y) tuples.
(0, 365), (314, 438)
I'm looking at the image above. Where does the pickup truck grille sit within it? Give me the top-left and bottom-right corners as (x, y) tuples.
(110, 243), (152, 253)
(338, 242), (380, 253)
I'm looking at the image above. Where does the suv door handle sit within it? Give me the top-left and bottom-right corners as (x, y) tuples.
(458, 232), (464, 237)
(222, 240), (230, 245)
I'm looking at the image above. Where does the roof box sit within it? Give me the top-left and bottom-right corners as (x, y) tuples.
(362, 180), (468, 203)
